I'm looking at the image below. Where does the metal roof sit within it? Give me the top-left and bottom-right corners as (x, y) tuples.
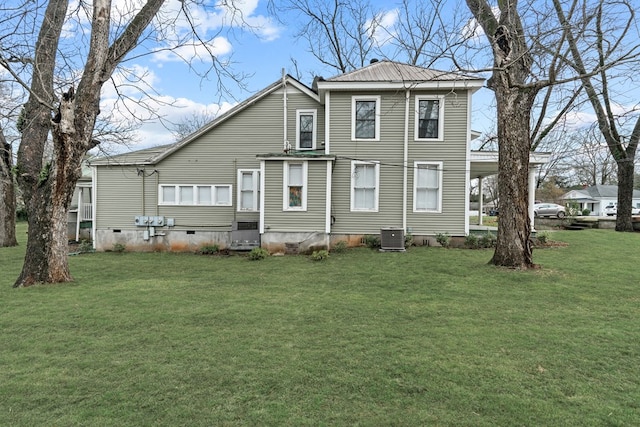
(325, 60), (482, 83)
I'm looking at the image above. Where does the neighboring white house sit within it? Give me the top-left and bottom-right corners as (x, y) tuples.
(561, 185), (640, 216)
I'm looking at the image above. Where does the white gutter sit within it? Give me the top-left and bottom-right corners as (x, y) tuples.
(403, 89), (410, 232)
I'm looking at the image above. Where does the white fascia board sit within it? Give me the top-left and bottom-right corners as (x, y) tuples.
(317, 80), (485, 93)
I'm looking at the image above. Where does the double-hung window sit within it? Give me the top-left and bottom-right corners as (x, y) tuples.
(159, 184), (232, 206)
(351, 161), (379, 212)
(413, 162), (442, 212)
(415, 96), (444, 141)
(352, 96), (381, 141)
(296, 110), (316, 150)
(238, 170), (260, 212)
(283, 162), (307, 211)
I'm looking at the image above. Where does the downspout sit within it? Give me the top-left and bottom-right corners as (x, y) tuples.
(141, 169), (145, 215)
(282, 69), (288, 151)
(91, 166), (97, 249)
(464, 90), (472, 236)
(403, 89), (410, 232)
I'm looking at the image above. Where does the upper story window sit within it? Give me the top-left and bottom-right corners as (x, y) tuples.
(237, 169), (260, 212)
(413, 161), (442, 212)
(415, 96), (444, 141)
(351, 161), (379, 212)
(283, 161), (307, 211)
(352, 96), (381, 141)
(159, 184), (232, 206)
(296, 110), (316, 150)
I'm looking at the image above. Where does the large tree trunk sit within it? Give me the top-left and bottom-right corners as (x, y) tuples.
(0, 131), (18, 247)
(491, 83), (537, 268)
(13, 0), (166, 287)
(615, 159), (635, 232)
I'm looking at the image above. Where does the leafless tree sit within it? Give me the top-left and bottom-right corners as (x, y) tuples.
(274, 0), (383, 74)
(564, 127), (617, 186)
(0, 82), (23, 248)
(465, 0), (639, 267)
(171, 111), (217, 141)
(0, 125), (18, 247)
(552, 0), (640, 231)
(1, 0), (247, 287)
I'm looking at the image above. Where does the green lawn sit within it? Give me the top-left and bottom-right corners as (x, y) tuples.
(1, 224), (639, 426)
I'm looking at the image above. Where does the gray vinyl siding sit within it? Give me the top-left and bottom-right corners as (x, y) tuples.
(328, 89), (470, 235)
(262, 160), (327, 232)
(329, 91), (407, 233)
(407, 90), (469, 235)
(96, 85), (322, 232)
(285, 90), (325, 149)
(95, 166), (145, 229)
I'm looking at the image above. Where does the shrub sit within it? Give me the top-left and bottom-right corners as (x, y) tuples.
(16, 207), (28, 221)
(465, 234), (480, 249)
(197, 244), (219, 255)
(404, 233), (414, 248)
(478, 232), (496, 248)
(331, 240), (348, 254)
(247, 247), (269, 261)
(363, 235), (380, 249)
(310, 250), (329, 261)
(537, 231), (550, 245)
(582, 208), (591, 216)
(435, 232), (451, 248)
(112, 243), (126, 253)
(78, 239), (94, 254)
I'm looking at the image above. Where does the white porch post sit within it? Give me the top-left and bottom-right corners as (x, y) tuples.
(76, 187), (83, 241)
(528, 166), (538, 231)
(478, 177), (484, 226)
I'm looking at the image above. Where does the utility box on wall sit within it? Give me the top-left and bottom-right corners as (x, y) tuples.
(380, 227), (405, 252)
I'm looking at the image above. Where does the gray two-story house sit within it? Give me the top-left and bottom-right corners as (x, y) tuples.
(91, 60), (545, 252)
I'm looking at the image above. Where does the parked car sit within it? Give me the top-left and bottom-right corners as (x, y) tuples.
(604, 204), (640, 216)
(533, 203), (566, 218)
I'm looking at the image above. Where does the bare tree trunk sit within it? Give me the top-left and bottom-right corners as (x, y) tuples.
(0, 130), (18, 247)
(615, 159), (635, 232)
(466, 0), (541, 269)
(13, 0), (166, 287)
(492, 86), (536, 267)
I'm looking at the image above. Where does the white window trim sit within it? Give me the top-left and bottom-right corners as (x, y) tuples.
(296, 109), (317, 150)
(283, 161), (308, 211)
(414, 95), (444, 141)
(350, 160), (380, 212)
(413, 161), (443, 213)
(237, 169), (260, 212)
(158, 184), (233, 206)
(351, 95), (381, 141)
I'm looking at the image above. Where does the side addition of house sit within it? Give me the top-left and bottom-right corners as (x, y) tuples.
(91, 60), (493, 253)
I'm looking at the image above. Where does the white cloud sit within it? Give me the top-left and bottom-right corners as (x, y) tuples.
(99, 86), (236, 151)
(152, 37), (233, 63)
(462, 7), (500, 41)
(367, 9), (399, 47)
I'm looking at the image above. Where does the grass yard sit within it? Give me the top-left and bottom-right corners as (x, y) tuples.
(1, 224), (640, 426)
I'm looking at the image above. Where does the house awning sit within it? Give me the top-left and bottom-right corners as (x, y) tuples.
(469, 151), (550, 179)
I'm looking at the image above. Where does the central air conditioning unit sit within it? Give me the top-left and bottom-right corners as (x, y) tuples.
(380, 227), (405, 252)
